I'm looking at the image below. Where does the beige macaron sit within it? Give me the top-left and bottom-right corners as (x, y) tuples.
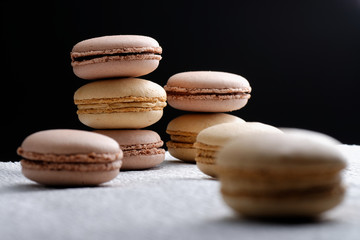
(74, 78), (167, 129)
(194, 122), (283, 177)
(71, 35), (162, 79)
(17, 129), (123, 186)
(166, 113), (245, 162)
(217, 133), (346, 218)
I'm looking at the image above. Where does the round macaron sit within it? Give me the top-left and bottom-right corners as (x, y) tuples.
(166, 113), (245, 162)
(164, 71), (251, 112)
(74, 78), (167, 129)
(71, 35), (162, 79)
(194, 122), (283, 178)
(16, 129), (123, 186)
(217, 133), (346, 218)
(94, 130), (165, 170)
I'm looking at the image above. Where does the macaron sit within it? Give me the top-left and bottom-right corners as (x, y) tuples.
(164, 71), (251, 112)
(71, 35), (162, 79)
(16, 129), (123, 186)
(194, 122), (283, 178)
(217, 133), (346, 218)
(94, 130), (165, 170)
(74, 78), (167, 129)
(166, 113), (245, 162)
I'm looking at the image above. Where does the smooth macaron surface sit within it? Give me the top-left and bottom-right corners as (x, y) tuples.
(194, 122), (283, 177)
(217, 133), (346, 218)
(74, 78), (167, 129)
(164, 71), (251, 112)
(94, 130), (165, 170)
(280, 127), (341, 145)
(166, 113), (245, 162)
(71, 35), (162, 79)
(17, 129), (123, 186)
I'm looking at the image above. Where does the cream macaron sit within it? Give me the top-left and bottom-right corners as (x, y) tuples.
(166, 113), (245, 162)
(71, 35), (162, 79)
(194, 122), (283, 177)
(74, 78), (167, 129)
(17, 129), (123, 186)
(217, 133), (347, 218)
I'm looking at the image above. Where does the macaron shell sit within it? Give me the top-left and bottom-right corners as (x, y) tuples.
(78, 111), (163, 129)
(167, 97), (248, 112)
(197, 162), (218, 178)
(73, 59), (160, 79)
(121, 153), (165, 170)
(280, 128), (341, 145)
(20, 129), (120, 155)
(222, 184), (345, 218)
(167, 146), (196, 163)
(167, 113), (245, 133)
(196, 122), (283, 147)
(74, 78), (166, 100)
(21, 167), (120, 186)
(72, 35), (160, 52)
(94, 129), (161, 146)
(166, 71), (250, 89)
(216, 133), (346, 169)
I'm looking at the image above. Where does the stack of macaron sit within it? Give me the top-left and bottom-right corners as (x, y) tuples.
(164, 71), (252, 166)
(71, 35), (167, 170)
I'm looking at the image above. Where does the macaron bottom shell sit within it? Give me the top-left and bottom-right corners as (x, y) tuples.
(167, 97), (249, 112)
(121, 152), (165, 170)
(196, 162), (218, 178)
(221, 184), (345, 218)
(78, 111), (164, 129)
(167, 146), (196, 163)
(21, 161), (122, 186)
(73, 59), (160, 80)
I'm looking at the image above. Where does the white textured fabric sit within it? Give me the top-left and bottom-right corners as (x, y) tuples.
(1, 146), (360, 240)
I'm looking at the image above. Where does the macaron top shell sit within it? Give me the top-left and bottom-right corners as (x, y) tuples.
(165, 71), (251, 93)
(196, 122), (283, 147)
(94, 130), (162, 147)
(18, 129), (121, 155)
(167, 113), (245, 134)
(74, 78), (166, 100)
(71, 35), (161, 53)
(280, 128), (341, 145)
(217, 133), (346, 169)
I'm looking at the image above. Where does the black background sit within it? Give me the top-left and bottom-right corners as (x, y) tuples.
(3, 0), (360, 161)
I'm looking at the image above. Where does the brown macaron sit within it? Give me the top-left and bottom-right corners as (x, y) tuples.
(71, 35), (162, 79)
(94, 130), (165, 170)
(17, 129), (123, 186)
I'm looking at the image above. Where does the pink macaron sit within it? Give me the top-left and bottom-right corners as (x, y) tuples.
(17, 129), (123, 186)
(71, 35), (162, 79)
(94, 130), (165, 170)
(164, 71), (251, 112)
